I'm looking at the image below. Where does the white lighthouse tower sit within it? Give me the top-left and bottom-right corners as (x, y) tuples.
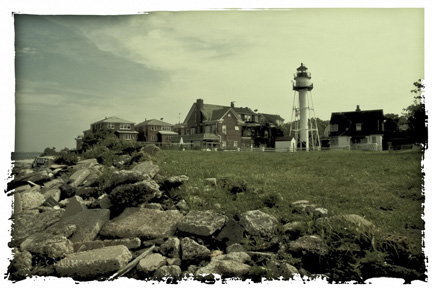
(290, 63), (321, 151)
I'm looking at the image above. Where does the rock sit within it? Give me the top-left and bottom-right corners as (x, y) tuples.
(141, 145), (161, 157)
(100, 208), (184, 239)
(20, 224), (76, 258)
(239, 210), (278, 238)
(59, 183), (76, 200)
(288, 235), (328, 256)
(68, 168), (91, 187)
(75, 187), (99, 199)
(42, 178), (64, 190)
(104, 170), (147, 193)
(55, 245), (132, 279)
(72, 158), (98, 172)
(131, 161), (159, 178)
(74, 237), (141, 252)
(10, 209), (64, 247)
(109, 180), (161, 211)
(205, 178), (217, 186)
(215, 252), (251, 264)
(81, 167), (103, 187)
(215, 219), (245, 247)
(62, 196), (87, 218)
(41, 188), (61, 202)
(19, 187), (46, 210)
(163, 175), (189, 190)
(175, 199), (188, 211)
(226, 243), (246, 253)
(316, 214), (377, 237)
(137, 253), (167, 273)
(177, 210), (228, 236)
(9, 249), (33, 276)
(280, 263), (300, 279)
(50, 209), (110, 243)
(195, 258), (251, 277)
(153, 265), (182, 280)
(167, 258), (182, 266)
(142, 203), (163, 210)
(181, 237), (211, 261)
(98, 194), (112, 209)
(160, 237), (181, 258)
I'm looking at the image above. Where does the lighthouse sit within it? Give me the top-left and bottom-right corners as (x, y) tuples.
(290, 63), (321, 151)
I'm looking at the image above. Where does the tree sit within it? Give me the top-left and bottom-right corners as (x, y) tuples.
(403, 79), (427, 146)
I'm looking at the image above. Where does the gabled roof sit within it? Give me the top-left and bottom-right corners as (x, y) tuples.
(329, 108), (384, 136)
(92, 116), (135, 125)
(136, 119), (174, 127)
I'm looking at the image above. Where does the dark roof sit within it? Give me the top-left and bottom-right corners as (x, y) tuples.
(92, 116), (135, 125)
(329, 109), (384, 136)
(136, 119), (174, 127)
(296, 63), (308, 71)
(261, 113), (284, 124)
(275, 136), (295, 141)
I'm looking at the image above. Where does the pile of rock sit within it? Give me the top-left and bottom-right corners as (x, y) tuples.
(6, 146), (425, 283)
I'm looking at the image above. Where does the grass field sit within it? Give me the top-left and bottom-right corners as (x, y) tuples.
(155, 149), (425, 251)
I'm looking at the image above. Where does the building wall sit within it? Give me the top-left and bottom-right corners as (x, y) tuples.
(276, 140), (296, 152)
(218, 113), (242, 149)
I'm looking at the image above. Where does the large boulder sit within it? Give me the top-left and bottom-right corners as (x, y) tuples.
(55, 245), (132, 279)
(104, 170), (148, 192)
(137, 253), (167, 273)
(100, 208), (184, 239)
(16, 186), (46, 210)
(239, 210), (278, 238)
(20, 224), (76, 258)
(68, 169), (91, 188)
(177, 210), (228, 237)
(131, 161), (159, 178)
(108, 180), (161, 212)
(181, 237), (211, 261)
(163, 175), (189, 190)
(10, 209), (64, 247)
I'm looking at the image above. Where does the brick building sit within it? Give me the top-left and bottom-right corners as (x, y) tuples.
(135, 119), (178, 145)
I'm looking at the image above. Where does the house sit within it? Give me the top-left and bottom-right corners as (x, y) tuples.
(328, 105), (385, 150)
(75, 116), (138, 150)
(275, 136), (297, 152)
(135, 119), (178, 145)
(174, 99), (284, 149)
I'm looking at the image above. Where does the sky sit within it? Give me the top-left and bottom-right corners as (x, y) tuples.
(10, 7), (428, 152)
(7, 7), (425, 152)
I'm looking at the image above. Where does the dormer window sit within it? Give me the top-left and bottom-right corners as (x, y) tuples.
(356, 123), (362, 131)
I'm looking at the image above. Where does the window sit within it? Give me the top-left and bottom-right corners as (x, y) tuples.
(120, 124), (131, 130)
(123, 134), (134, 140)
(330, 124), (339, 132)
(233, 141), (238, 147)
(107, 123), (115, 129)
(356, 123), (362, 131)
(162, 126), (171, 131)
(222, 141), (226, 148)
(228, 113), (231, 118)
(372, 136), (377, 143)
(222, 125), (227, 135)
(151, 125), (157, 131)
(205, 126), (211, 133)
(190, 128), (196, 135)
(151, 135), (157, 141)
(235, 126), (240, 131)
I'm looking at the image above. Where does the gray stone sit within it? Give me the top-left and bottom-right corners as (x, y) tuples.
(131, 161), (159, 178)
(280, 263), (300, 279)
(316, 214), (377, 236)
(142, 203), (163, 210)
(141, 145), (161, 157)
(153, 265), (182, 280)
(137, 253), (167, 273)
(10, 209), (64, 247)
(20, 224), (76, 258)
(163, 175), (189, 189)
(9, 249), (33, 274)
(19, 187), (46, 210)
(74, 237), (141, 252)
(181, 237), (211, 261)
(55, 245), (132, 279)
(100, 208), (183, 239)
(41, 188), (61, 202)
(69, 169), (91, 187)
(175, 199), (188, 211)
(104, 170), (147, 192)
(72, 158), (98, 172)
(98, 194), (112, 209)
(50, 209), (110, 243)
(288, 235), (329, 256)
(81, 167), (103, 187)
(62, 196), (88, 218)
(226, 243), (246, 253)
(195, 258), (251, 277)
(205, 178), (217, 186)
(177, 210), (228, 236)
(160, 237), (181, 258)
(75, 187), (99, 199)
(239, 210), (278, 237)
(215, 219), (245, 246)
(167, 258), (182, 266)
(42, 178), (64, 190)
(215, 252), (251, 264)
(109, 179), (161, 209)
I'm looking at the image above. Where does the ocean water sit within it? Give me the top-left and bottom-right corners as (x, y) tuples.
(11, 152), (42, 161)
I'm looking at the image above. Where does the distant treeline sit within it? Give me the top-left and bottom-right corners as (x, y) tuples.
(11, 152), (42, 161)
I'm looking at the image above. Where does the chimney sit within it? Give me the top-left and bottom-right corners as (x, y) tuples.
(231, 101), (235, 108)
(160, 118), (163, 121)
(356, 105), (361, 112)
(196, 99), (204, 133)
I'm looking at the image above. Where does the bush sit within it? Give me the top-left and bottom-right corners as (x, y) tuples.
(55, 151), (79, 166)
